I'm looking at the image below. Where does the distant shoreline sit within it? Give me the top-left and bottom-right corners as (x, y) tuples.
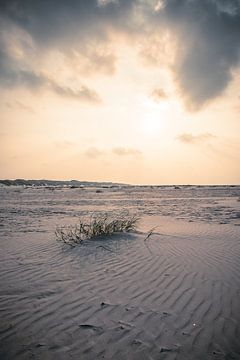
(0, 179), (239, 187)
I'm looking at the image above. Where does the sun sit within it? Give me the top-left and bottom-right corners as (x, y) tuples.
(138, 100), (170, 136)
(140, 114), (163, 135)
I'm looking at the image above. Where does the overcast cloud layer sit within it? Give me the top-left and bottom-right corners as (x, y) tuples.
(0, 0), (240, 108)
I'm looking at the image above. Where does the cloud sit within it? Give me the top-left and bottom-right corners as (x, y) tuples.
(5, 100), (34, 113)
(0, 2), (116, 100)
(0, 0), (137, 47)
(0, 49), (101, 102)
(84, 146), (142, 159)
(112, 147), (142, 156)
(55, 141), (75, 149)
(85, 147), (105, 159)
(151, 88), (167, 102)
(70, 45), (117, 76)
(0, 0), (240, 109)
(50, 82), (101, 103)
(152, 0), (240, 109)
(0, 48), (46, 88)
(176, 132), (216, 144)
(97, 0), (119, 8)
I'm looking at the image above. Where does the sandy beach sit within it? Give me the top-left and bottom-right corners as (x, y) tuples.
(0, 185), (240, 359)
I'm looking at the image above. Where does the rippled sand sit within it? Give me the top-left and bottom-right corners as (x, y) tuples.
(0, 186), (240, 359)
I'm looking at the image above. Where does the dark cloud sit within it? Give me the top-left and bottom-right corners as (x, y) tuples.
(0, 0), (137, 46)
(0, 0), (240, 109)
(1, 69), (101, 103)
(112, 147), (142, 156)
(0, 47), (45, 88)
(0, 0), (136, 99)
(176, 133), (215, 144)
(153, 0), (240, 109)
(0, 47), (101, 102)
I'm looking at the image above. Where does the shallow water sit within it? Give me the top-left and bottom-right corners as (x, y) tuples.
(0, 185), (239, 236)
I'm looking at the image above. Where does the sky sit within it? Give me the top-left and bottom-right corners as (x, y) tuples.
(0, 0), (240, 185)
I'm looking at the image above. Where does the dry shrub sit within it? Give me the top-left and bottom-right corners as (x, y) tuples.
(55, 213), (139, 245)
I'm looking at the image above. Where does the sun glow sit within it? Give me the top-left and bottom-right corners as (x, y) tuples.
(140, 114), (164, 135)
(138, 99), (172, 137)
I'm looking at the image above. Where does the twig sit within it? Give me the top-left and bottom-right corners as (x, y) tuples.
(143, 227), (158, 255)
(96, 245), (116, 253)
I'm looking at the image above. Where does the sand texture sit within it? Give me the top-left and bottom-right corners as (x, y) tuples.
(0, 185), (240, 359)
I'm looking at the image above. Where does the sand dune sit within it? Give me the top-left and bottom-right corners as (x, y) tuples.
(0, 186), (240, 359)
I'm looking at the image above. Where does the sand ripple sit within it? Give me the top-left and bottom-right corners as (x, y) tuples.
(0, 216), (240, 359)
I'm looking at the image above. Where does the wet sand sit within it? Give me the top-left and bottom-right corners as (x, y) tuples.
(0, 186), (240, 359)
